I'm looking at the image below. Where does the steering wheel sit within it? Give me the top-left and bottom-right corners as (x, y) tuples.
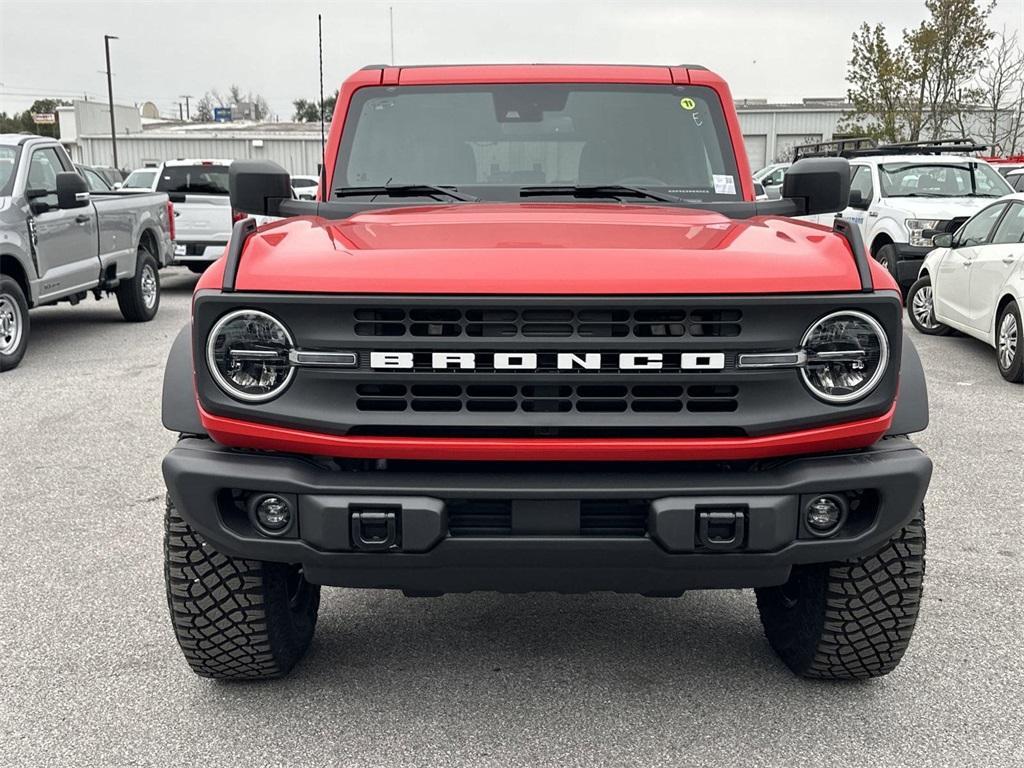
(614, 176), (670, 187)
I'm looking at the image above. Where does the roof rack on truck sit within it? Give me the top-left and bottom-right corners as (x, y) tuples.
(793, 137), (988, 162)
(791, 138), (877, 162)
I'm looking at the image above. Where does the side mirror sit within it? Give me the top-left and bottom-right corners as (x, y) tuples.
(782, 157), (851, 215)
(847, 189), (870, 210)
(229, 160), (292, 217)
(113, 181), (123, 190)
(56, 172), (90, 209)
(932, 232), (953, 248)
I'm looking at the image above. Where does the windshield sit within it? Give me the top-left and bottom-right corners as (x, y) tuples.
(124, 169), (157, 189)
(156, 164), (230, 195)
(878, 162), (1011, 198)
(334, 84), (742, 202)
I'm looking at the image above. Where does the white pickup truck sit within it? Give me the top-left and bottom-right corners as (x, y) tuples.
(0, 135), (174, 370)
(795, 140), (1014, 296)
(152, 159), (237, 273)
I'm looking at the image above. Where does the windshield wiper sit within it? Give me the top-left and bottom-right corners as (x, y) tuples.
(333, 184), (479, 202)
(519, 184), (685, 203)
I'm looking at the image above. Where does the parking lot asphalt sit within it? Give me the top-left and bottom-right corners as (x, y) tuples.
(1, 267), (1022, 767)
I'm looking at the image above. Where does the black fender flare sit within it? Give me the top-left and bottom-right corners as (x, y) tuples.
(162, 324), (205, 435)
(886, 332), (928, 436)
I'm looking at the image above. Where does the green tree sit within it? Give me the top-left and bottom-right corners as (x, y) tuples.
(292, 90), (338, 122)
(905, 0), (995, 140)
(0, 98), (70, 138)
(841, 23), (912, 142)
(843, 0), (995, 142)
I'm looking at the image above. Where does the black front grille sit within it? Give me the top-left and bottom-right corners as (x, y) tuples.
(192, 292), (904, 441)
(447, 499), (649, 537)
(354, 305), (741, 339)
(355, 382), (739, 414)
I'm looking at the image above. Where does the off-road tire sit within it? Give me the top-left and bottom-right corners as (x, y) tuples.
(186, 263), (209, 275)
(164, 496), (320, 680)
(755, 509), (925, 679)
(907, 276), (952, 336)
(996, 300), (1023, 383)
(0, 276), (30, 372)
(117, 246), (160, 322)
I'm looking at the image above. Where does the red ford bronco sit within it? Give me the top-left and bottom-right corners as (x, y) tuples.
(161, 64), (931, 680)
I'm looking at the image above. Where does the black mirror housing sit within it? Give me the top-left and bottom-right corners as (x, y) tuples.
(230, 160), (292, 216)
(848, 189), (868, 209)
(55, 172), (90, 209)
(782, 157), (851, 215)
(932, 232), (953, 248)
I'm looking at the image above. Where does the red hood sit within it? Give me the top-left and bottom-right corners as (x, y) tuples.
(206, 204), (891, 295)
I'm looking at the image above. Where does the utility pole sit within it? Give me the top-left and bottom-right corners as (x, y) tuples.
(180, 94), (192, 120)
(104, 34), (119, 168)
(178, 102), (183, 121)
(389, 6), (395, 65)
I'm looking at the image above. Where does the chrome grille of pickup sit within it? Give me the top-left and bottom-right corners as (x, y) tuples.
(353, 306), (742, 338)
(355, 382), (739, 414)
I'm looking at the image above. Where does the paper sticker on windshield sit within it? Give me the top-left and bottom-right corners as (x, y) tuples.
(713, 174), (736, 195)
(679, 97), (696, 110)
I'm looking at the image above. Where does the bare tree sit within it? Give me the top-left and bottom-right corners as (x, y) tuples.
(977, 29), (1024, 153)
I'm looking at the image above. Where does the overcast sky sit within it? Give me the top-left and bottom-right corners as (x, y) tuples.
(2, 0), (1023, 119)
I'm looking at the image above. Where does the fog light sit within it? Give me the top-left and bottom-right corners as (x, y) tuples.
(253, 495), (291, 532)
(805, 495), (846, 536)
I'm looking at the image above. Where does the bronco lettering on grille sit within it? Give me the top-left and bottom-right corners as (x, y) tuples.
(369, 351), (726, 371)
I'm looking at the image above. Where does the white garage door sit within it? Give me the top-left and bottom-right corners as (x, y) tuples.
(744, 135), (767, 174)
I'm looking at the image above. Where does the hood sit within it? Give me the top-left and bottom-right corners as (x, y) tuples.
(221, 203), (881, 295)
(884, 196), (995, 221)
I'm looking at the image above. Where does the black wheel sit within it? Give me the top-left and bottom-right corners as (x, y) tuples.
(755, 509), (925, 679)
(117, 246), (160, 322)
(907, 276), (952, 336)
(873, 244), (907, 294)
(164, 495), (320, 680)
(0, 276), (29, 372)
(186, 263), (209, 275)
(996, 300), (1023, 383)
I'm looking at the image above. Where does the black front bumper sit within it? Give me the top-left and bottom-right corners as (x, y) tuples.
(162, 437), (931, 594)
(890, 244), (931, 292)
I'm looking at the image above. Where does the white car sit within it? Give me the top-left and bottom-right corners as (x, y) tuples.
(291, 174), (320, 200)
(907, 194), (1024, 383)
(798, 144), (1013, 295)
(1006, 168), (1024, 193)
(122, 167), (159, 190)
(752, 162), (788, 199)
(152, 159), (235, 273)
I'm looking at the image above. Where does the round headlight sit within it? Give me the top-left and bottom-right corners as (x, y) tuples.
(206, 309), (295, 402)
(800, 310), (889, 404)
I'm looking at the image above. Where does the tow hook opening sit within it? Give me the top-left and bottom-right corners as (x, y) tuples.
(350, 508), (401, 551)
(697, 509), (747, 551)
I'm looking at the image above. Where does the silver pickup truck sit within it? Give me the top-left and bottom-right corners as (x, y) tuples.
(0, 135), (174, 371)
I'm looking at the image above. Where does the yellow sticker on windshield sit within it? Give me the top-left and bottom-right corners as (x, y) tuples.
(680, 97), (696, 110)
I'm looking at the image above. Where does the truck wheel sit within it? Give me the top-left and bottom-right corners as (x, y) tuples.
(755, 509), (925, 679)
(164, 495), (320, 679)
(186, 263), (209, 275)
(873, 244), (905, 293)
(907, 276), (952, 336)
(0, 276), (29, 372)
(996, 301), (1023, 383)
(117, 246), (160, 322)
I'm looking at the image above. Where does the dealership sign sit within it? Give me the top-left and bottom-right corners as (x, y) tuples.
(31, 113), (56, 124)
